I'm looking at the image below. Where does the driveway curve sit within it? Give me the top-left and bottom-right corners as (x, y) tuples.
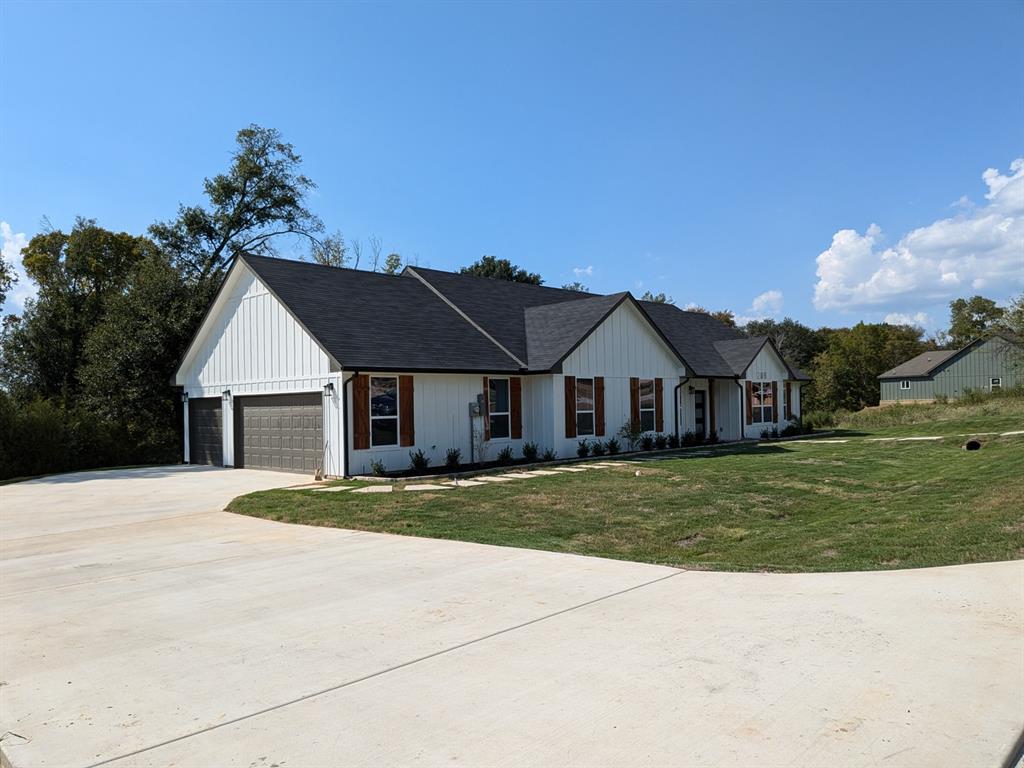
(1, 465), (1021, 768)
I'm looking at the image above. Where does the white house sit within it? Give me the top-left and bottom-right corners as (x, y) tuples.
(173, 255), (810, 476)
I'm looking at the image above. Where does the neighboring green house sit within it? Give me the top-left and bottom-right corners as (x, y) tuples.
(878, 333), (1022, 405)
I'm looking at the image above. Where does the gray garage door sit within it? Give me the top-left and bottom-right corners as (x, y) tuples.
(188, 398), (223, 466)
(234, 393), (324, 474)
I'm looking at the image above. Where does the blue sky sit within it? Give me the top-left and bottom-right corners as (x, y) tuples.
(2, 1), (1021, 330)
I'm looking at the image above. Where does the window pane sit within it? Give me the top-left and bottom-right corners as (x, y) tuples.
(762, 385), (773, 406)
(576, 411), (594, 436)
(370, 377), (398, 416)
(576, 378), (594, 410)
(489, 378), (509, 413)
(639, 379), (655, 409)
(640, 410), (655, 432)
(489, 413), (510, 439)
(371, 417), (398, 446)
(751, 384), (762, 406)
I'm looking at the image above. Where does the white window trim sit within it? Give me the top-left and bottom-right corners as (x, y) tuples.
(990, 377), (1002, 390)
(639, 378), (656, 432)
(576, 377), (596, 436)
(750, 381), (774, 424)
(370, 375), (400, 447)
(488, 377), (511, 441)
(900, 380), (911, 390)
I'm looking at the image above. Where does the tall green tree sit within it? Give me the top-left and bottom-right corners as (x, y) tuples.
(561, 281), (589, 292)
(149, 124), (324, 280)
(382, 253), (402, 274)
(0, 219), (157, 403)
(947, 295), (1004, 347)
(641, 291), (674, 304)
(0, 258), (13, 308)
(460, 255), (543, 284)
(743, 317), (826, 371)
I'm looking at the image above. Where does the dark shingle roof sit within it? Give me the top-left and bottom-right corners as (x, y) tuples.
(877, 349), (958, 379)
(714, 337), (769, 375)
(638, 302), (743, 377)
(242, 255), (521, 372)
(524, 293), (629, 370)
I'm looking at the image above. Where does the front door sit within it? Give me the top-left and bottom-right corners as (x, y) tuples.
(693, 390), (706, 438)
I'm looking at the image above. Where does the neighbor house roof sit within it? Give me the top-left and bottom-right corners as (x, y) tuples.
(877, 332), (1021, 380)
(184, 254), (811, 379)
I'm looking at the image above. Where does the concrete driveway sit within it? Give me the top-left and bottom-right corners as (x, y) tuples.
(1, 466), (1021, 768)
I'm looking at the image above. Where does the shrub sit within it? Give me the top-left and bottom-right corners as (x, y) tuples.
(933, 393), (949, 404)
(497, 445), (515, 465)
(654, 433), (668, 450)
(759, 428), (772, 440)
(780, 422), (802, 437)
(667, 433), (680, 449)
(409, 449), (430, 471)
(640, 434), (654, 451)
(444, 447), (462, 469)
(605, 437), (621, 455)
(681, 430), (698, 447)
(522, 441), (539, 461)
(370, 459), (387, 476)
(705, 431), (719, 444)
(541, 448), (558, 461)
(617, 420), (644, 451)
(803, 409), (838, 430)
(591, 440), (607, 456)
(771, 426), (779, 438)
(576, 440), (590, 457)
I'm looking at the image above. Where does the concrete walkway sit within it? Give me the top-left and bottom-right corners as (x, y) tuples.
(1, 466), (1022, 768)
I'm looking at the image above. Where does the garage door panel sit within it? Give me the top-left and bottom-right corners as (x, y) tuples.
(188, 398), (223, 466)
(234, 393), (323, 476)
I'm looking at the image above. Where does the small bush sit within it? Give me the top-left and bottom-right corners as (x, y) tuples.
(780, 422), (802, 437)
(591, 440), (607, 456)
(576, 440), (590, 457)
(933, 393), (949, 404)
(803, 409), (838, 430)
(522, 441), (539, 461)
(705, 431), (719, 444)
(370, 459), (387, 476)
(497, 445), (515, 465)
(771, 426), (779, 438)
(759, 428), (772, 440)
(617, 420), (644, 451)
(444, 447), (462, 469)
(605, 437), (621, 455)
(681, 430), (698, 447)
(541, 447), (557, 461)
(654, 433), (668, 450)
(640, 434), (654, 451)
(409, 449), (430, 471)
(667, 433), (680, 449)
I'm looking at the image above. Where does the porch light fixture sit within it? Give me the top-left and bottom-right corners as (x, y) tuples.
(323, 382), (335, 395)
(222, 389), (231, 400)
(181, 392), (189, 402)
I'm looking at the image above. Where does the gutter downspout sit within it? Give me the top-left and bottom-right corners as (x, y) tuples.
(732, 378), (744, 440)
(342, 371), (358, 478)
(674, 378), (688, 441)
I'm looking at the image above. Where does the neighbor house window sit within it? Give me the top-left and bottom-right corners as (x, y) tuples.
(991, 377), (1002, 391)
(900, 380), (910, 390)
(576, 378), (595, 436)
(488, 378), (510, 439)
(750, 382), (773, 423)
(370, 376), (399, 446)
(639, 378), (656, 432)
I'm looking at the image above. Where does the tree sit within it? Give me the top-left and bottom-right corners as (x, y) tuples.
(149, 124), (323, 280)
(382, 253), (402, 275)
(0, 257), (13, 308)
(309, 230), (348, 268)
(947, 295), (1004, 347)
(640, 291), (674, 304)
(460, 255), (543, 284)
(997, 293), (1024, 336)
(561, 281), (589, 292)
(710, 310), (736, 328)
(743, 317), (826, 371)
(0, 219), (157, 403)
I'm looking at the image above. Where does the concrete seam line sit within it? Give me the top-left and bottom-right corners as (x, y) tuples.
(82, 569), (685, 768)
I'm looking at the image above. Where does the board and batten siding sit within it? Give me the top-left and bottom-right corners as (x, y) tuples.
(880, 337), (1021, 403)
(741, 343), (796, 439)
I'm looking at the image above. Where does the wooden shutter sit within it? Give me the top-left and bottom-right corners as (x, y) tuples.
(353, 374), (370, 450)
(399, 375), (415, 446)
(482, 376), (490, 441)
(654, 378), (664, 432)
(510, 376), (522, 439)
(745, 381), (753, 425)
(564, 376), (577, 438)
(784, 381), (792, 420)
(771, 381), (779, 424)
(594, 376), (605, 436)
(708, 380), (716, 436)
(629, 377), (640, 423)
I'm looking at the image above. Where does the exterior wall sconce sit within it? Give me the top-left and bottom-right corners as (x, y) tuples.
(323, 382), (335, 395)
(181, 392), (189, 403)
(222, 389), (231, 400)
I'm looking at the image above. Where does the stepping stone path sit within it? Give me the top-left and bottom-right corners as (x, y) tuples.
(351, 485), (393, 493)
(402, 483), (453, 492)
(441, 479), (488, 487)
(312, 485), (354, 493)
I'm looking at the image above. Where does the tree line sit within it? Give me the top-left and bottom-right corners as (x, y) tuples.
(1, 124), (1020, 479)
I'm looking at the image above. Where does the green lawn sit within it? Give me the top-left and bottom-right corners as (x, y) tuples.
(229, 409), (1024, 573)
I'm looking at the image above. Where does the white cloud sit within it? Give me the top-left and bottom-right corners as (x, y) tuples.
(1, 221), (34, 314)
(884, 311), (930, 327)
(573, 265), (594, 278)
(813, 159), (1024, 313)
(751, 289), (783, 315)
